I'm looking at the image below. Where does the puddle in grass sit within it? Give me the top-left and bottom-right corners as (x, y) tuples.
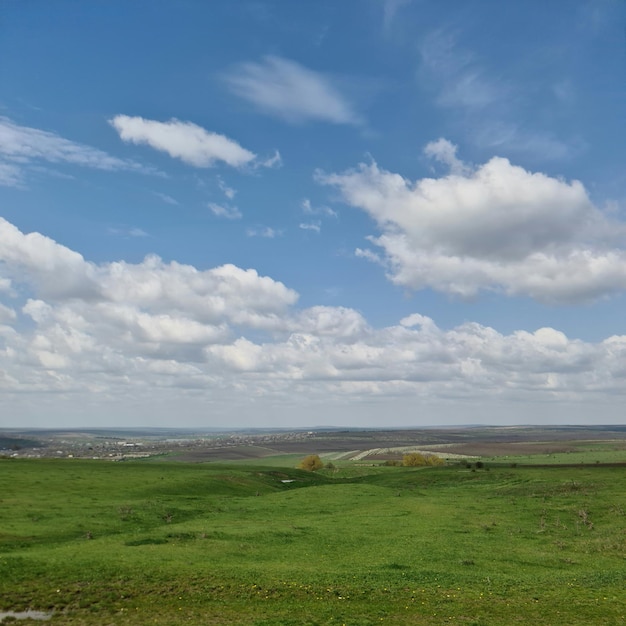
(0, 611), (52, 622)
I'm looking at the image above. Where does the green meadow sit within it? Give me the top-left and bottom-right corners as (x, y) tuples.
(1, 457), (625, 624)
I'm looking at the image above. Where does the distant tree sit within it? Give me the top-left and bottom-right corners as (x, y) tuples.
(298, 454), (324, 471)
(427, 455), (445, 466)
(403, 452), (444, 467)
(402, 452), (426, 467)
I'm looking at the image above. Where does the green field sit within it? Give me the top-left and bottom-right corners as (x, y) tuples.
(482, 441), (626, 466)
(1, 457), (625, 624)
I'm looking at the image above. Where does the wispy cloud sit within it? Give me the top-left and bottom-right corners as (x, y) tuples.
(217, 175), (236, 199)
(257, 150), (283, 169)
(419, 31), (576, 161)
(225, 55), (362, 125)
(246, 226), (282, 238)
(208, 202), (242, 220)
(420, 30), (503, 111)
(299, 221), (321, 233)
(108, 226), (149, 238)
(302, 198), (338, 218)
(0, 116), (149, 187)
(153, 191), (179, 206)
(472, 122), (578, 161)
(382, 0), (412, 35)
(420, 29), (504, 110)
(0, 162), (22, 187)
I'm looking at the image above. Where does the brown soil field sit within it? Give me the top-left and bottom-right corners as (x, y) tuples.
(170, 428), (626, 461)
(5, 425), (626, 462)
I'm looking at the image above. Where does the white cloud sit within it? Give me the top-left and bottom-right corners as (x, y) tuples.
(100, 257), (298, 324)
(302, 198), (338, 218)
(216, 175), (236, 199)
(0, 278), (13, 294)
(110, 115), (257, 168)
(208, 202), (242, 220)
(0, 217), (298, 321)
(293, 306), (368, 339)
(300, 221), (321, 234)
(258, 150), (283, 169)
(2, 216), (626, 425)
(0, 217), (101, 300)
(107, 227), (149, 238)
(318, 146), (626, 303)
(225, 56), (362, 125)
(0, 303), (17, 323)
(246, 226), (281, 238)
(423, 138), (468, 175)
(153, 192), (179, 205)
(0, 117), (148, 187)
(202, 316), (620, 404)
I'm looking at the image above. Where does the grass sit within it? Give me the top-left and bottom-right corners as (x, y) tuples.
(481, 440), (626, 466)
(1, 458), (625, 624)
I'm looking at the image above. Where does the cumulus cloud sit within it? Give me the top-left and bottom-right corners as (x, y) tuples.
(110, 115), (257, 168)
(0, 303), (17, 323)
(423, 138), (468, 175)
(0, 217), (101, 300)
(3, 216), (626, 425)
(318, 144), (626, 303)
(0, 117), (148, 187)
(203, 315), (620, 404)
(0, 278), (13, 294)
(224, 55), (362, 125)
(99, 257), (298, 325)
(0, 218), (300, 396)
(0, 217), (297, 320)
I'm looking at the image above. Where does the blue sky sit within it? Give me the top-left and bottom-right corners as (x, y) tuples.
(1, 0), (626, 428)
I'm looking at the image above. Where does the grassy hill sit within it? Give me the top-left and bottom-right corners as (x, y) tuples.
(1, 457), (625, 624)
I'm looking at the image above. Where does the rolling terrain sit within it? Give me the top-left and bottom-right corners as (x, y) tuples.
(1, 427), (625, 624)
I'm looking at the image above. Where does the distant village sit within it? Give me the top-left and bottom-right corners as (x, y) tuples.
(0, 430), (317, 461)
